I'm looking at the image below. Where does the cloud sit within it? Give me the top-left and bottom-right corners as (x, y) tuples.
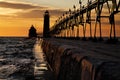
(50, 9), (66, 17)
(16, 9), (43, 18)
(15, 9), (66, 18)
(0, 1), (45, 10)
(0, 1), (66, 18)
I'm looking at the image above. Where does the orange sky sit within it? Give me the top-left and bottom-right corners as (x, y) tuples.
(0, 0), (120, 37)
(0, 0), (65, 37)
(0, 16), (57, 36)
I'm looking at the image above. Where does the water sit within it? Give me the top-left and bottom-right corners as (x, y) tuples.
(0, 37), (36, 80)
(0, 37), (54, 80)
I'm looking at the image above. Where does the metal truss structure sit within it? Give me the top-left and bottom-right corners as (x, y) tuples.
(50, 0), (120, 41)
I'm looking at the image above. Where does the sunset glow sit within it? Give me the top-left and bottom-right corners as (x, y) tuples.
(0, 0), (120, 37)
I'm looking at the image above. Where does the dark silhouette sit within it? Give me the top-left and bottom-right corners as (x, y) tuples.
(29, 25), (37, 38)
(43, 10), (50, 37)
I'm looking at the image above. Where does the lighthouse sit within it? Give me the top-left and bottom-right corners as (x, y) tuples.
(43, 10), (50, 38)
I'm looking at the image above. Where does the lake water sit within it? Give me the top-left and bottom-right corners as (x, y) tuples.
(0, 37), (54, 80)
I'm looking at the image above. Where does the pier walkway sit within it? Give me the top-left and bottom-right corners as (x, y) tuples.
(42, 38), (120, 60)
(48, 38), (120, 60)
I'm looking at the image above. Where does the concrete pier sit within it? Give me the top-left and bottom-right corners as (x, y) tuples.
(41, 38), (120, 80)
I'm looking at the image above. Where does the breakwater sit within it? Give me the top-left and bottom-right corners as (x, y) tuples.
(41, 38), (120, 80)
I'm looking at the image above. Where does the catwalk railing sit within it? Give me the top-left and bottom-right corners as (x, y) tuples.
(49, 0), (120, 41)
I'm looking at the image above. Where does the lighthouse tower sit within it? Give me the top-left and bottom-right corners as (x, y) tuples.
(43, 10), (50, 37)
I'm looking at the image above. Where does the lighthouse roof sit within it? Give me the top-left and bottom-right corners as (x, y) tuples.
(45, 10), (49, 14)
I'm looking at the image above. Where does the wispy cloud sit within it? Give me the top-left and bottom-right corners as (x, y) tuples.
(15, 9), (66, 18)
(0, 1), (45, 10)
(0, 1), (66, 18)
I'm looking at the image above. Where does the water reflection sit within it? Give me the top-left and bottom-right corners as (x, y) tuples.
(34, 38), (52, 80)
(34, 39), (44, 62)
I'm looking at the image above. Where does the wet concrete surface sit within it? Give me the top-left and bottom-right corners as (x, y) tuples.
(34, 39), (55, 80)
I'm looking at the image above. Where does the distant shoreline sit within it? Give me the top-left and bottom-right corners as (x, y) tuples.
(0, 36), (120, 38)
(0, 36), (28, 38)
